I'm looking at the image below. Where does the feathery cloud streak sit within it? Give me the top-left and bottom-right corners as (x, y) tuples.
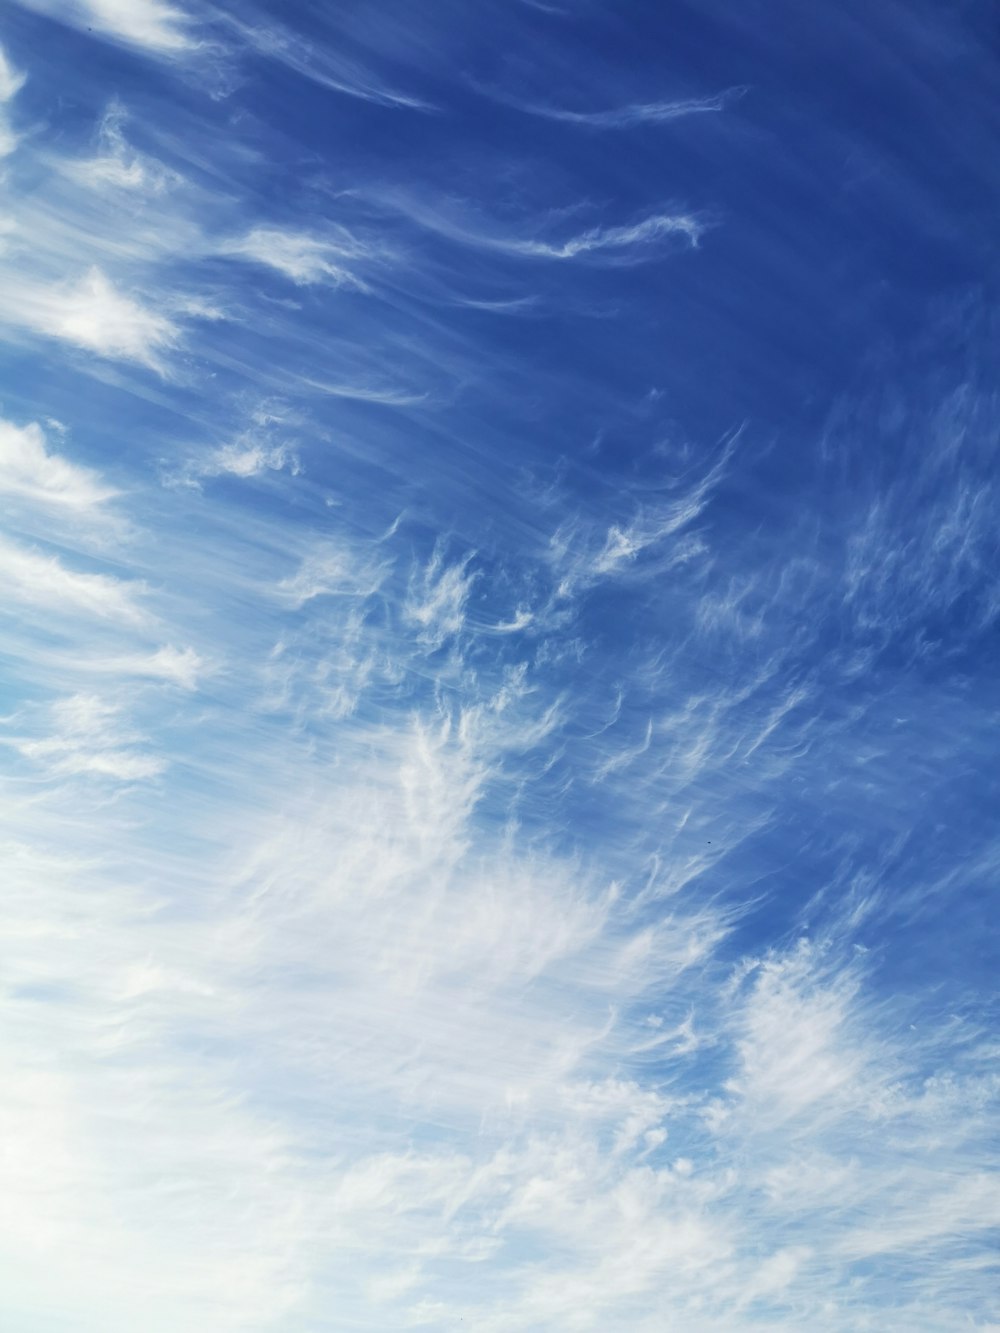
(497, 85), (747, 129)
(13, 0), (196, 54)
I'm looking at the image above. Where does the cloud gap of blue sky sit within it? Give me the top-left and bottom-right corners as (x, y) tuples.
(0, 1), (998, 1329)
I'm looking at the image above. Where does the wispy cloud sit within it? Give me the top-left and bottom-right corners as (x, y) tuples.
(62, 102), (179, 195)
(88, 644), (205, 689)
(405, 544), (477, 648)
(0, 416), (116, 509)
(14, 0), (197, 55)
(277, 541), (390, 608)
(9, 692), (166, 780)
(196, 437), (298, 479)
(370, 193), (706, 261)
(495, 85), (747, 129)
(550, 440), (731, 595)
(0, 537), (147, 623)
(0, 46), (25, 103)
(4, 267), (180, 371)
(219, 225), (375, 289)
(0, 44), (25, 158)
(300, 375), (428, 407)
(508, 211), (705, 259)
(222, 12), (433, 111)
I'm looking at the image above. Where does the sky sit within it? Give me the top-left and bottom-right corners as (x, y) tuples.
(0, 1), (998, 1329)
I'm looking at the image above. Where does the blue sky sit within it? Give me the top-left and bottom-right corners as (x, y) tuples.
(1, 1), (998, 1329)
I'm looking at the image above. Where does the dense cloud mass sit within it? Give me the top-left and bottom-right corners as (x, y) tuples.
(0, 2), (998, 1329)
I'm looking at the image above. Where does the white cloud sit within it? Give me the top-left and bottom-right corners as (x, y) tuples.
(220, 226), (374, 288)
(12, 693), (165, 780)
(510, 87), (746, 129)
(301, 375), (428, 407)
(98, 645), (205, 690)
(0, 44), (25, 159)
(0, 47), (25, 104)
(836, 1171), (1000, 1260)
(404, 545), (477, 648)
(176, 404), (304, 485)
(223, 14), (432, 110)
(593, 509), (704, 574)
(63, 103), (179, 194)
(0, 537), (146, 622)
(738, 1245), (811, 1307)
(194, 438), (299, 481)
(549, 446), (729, 598)
(0, 653), (735, 1328)
(2, 533), (996, 1329)
(6, 267), (180, 371)
(15, 0), (196, 55)
(524, 213), (703, 260)
(377, 192), (706, 261)
(0, 417), (116, 509)
(278, 541), (390, 608)
(88, 0), (194, 52)
(719, 944), (873, 1132)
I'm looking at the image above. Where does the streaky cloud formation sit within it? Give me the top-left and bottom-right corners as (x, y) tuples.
(62, 102), (180, 195)
(0, 3), (997, 1331)
(221, 10), (434, 111)
(0, 42), (25, 157)
(92, 643), (205, 689)
(509, 211), (705, 259)
(497, 85), (747, 129)
(4, 267), (180, 371)
(0, 540), (148, 633)
(13, 0), (196, 54)
(220, 225), (375, 289)
(11, 692), (167, 780)
(0, 416), (116, 508)
(365, 190), (705, 261)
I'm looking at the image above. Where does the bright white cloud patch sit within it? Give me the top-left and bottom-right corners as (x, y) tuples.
(7, 267), (179, 370)
(14, 0), (196, 54)
(0, 417), (115, 508)
(221, 226), (374, 288)
(198, 438), (297, 478)
(0, 537), (146, 622)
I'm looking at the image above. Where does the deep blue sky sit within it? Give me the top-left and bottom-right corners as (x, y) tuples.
(1, 2), (998, 1329)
